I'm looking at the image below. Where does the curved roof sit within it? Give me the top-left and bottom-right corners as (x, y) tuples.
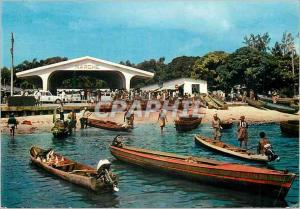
(16, 56), (154, 78)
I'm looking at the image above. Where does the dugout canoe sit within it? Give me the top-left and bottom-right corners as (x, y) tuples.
(110, 138), (296, 199)
(88, 118), (132, 132)
(174, 116), (202, 132)
(201, 95), (219, 109)
(257, 95), (295, 105)
(220, 120), (233, 129)
(280, 120), (299, 137)
(209, 95), (228, 110)
(30, 146), (118, 192)
(194, 135), (269, 163)
(246, 97), (265, 109)
(262, 102), (299, 114)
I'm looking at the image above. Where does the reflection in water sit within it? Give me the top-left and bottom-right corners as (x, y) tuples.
(1, 123), (299, 207)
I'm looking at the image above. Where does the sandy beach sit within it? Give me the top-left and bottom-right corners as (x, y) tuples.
(1, 106), (298, 135)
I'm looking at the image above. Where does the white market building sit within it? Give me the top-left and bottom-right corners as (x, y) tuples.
(16, 56), (154, 92)
(141, 78), (207, 95)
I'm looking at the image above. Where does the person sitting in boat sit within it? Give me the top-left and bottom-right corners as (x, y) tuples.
(257, 132), (270, 155)
(237, 115), (248, 149)
(257, 132), (279, 161)
(158, 108), (167, 133)
(7, 113), (18, 137)
(212, 113), (222, 141)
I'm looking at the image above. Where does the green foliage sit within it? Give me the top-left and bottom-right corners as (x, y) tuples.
(243, 32), (271, 52)
(192, 51), (228, 87)
(1, 67), (10, 85)
(15, 57), (68, 72)
(62, 76), (109, 89)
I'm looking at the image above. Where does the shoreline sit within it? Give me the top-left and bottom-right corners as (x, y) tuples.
(1, 106), (298, 135)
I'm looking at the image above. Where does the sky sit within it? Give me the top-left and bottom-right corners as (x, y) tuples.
(1, 0), (300, 67)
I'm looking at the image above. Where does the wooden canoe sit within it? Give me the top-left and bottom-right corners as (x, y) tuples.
(246, 97), (265, 109)
(174, 117), (202, 132)
(280, 120), (299, 137)
(201, 95), (219, 109)
(194, 135), (270, 163)
(220, 120), (233, 129)
(209, 95), (228, 110)
(30, 146), (118, 192)
(257, 94), (295, 105)
(110, 143), (296, 199)
(262, 102), (299, 114)
(88, 118), (132, 132)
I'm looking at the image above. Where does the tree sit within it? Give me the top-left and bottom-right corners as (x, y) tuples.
(15, 56), (68, 72)
(165, 56), (199, 80)
(243, 33), (271, 52)
(1, 67), (10, 85)
(215, 47), (277, 93)
(192, 51), (228, 88)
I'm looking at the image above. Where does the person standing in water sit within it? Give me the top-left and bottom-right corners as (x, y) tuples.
(212, 113), (222, 141)
(158, 109), (167, 133)
(59, 102), (64, 121)
(7, 113), (18, 137)
(237, 115), (248, 148)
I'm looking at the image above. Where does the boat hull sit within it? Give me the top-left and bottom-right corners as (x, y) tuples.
(194, 135), (269, 163)
(280, 120), (299, 137)
(263, 102), (299, 114)
(174, 118), (202, 132)
(220, 121), (233, 129)
(246, 98), (265, 109)
(258, 95), (295, 105)
(110, 145), (295, 199)
(88, 118), (131, 132)
(30, 147), (116, 192)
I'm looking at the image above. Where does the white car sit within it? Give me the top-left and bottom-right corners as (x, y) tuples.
(63, 93), (81, 103)
(101, 92), (113, 101)
(34, 90), (62, 103)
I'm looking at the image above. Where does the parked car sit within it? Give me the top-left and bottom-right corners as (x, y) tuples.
(33, 90), (62, 103)
(101, 92), (113, 102)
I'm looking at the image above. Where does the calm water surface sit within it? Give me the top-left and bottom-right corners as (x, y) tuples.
(1, 123), (299, 207)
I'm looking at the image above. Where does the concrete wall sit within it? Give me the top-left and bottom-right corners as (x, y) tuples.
(183, 81), (207, 95)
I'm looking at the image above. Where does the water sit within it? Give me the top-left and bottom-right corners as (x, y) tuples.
(1, 123), (299, 207)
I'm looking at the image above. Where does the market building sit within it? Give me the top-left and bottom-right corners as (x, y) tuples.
(16, 56), (154, 92)
(141, 78), (208, 95)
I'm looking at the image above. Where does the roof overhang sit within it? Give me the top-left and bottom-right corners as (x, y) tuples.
(16, 56), (154, 78)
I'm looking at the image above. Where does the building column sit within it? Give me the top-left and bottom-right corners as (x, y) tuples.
(122, 72), (134, 90)
(39, 73), (51, 91)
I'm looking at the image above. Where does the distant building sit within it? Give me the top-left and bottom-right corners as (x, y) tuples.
(16, 56), (154, 92)
(141, 78), (207, 95)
